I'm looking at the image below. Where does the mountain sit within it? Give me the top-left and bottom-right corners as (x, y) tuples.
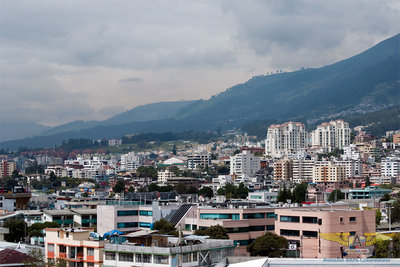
(1, 34), (399, 149)
(176, 33), (400, 126)
(41, 100), (197, 136)
(0, 122), (50, 142)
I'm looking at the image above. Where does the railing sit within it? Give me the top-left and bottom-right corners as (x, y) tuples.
(59, 252), (66, 259)
(77, 253), (84, 260)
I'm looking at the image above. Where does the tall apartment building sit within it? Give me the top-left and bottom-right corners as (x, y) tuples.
(230, 151), (260, 177)
(273, 159), (293, 181)
(334, 160), (362, 178)
(157, 169), (175, 185)
(311, 120), (351, 152)
(187, 154), (211, 170)
(312, 161), (346, 183)
(381, 157), (400, 177)
(292, 159), (314, 183)
(0, 160), (16, 178)
(265, 122), (308, 158)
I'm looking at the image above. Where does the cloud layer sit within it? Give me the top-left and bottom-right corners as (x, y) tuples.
(1, 0), (399, 126)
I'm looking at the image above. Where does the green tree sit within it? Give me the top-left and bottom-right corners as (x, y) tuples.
(28, 222), (59, 238)
(247, 232), (288, 257)
(4, 219), (27, 242)
(169, 166), (180, 176)
(328, 189), (345, 202)
(277, 184), (292, 203)
(199, 187), (213, 198)
(136, 166), (158, 180)
(128, 186), (135, 193)
(148, 183), (160, 192)
(292, 183), (308, 203)
(235, 182), (249, 199)
(391, 199), (400, 223)
(380, 193), (391, 202)
(217, 187), (225, 196)
(24, 248), (45, 267)
(175, 183), (187, 194)
(113, 180), (125, 193)
(376, 209), (382, 225)
(172, 145), (177, 155)
(194, 225), (228, 239)
(393, 232), (400, 258)
(373, 239), (390, 258)
(187, 186), (198, 194)
(152, 219), (175, 234)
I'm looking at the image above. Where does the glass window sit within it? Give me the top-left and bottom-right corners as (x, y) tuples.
(48, 244), (54, 252)
(119, 253), (133, 262)
(266, 225), (275, 231)
(350, 217), (356, 222)
(117, 210), (138, 216)
(139, 222), (151, 228)
(143, 254), (151, 263)
(302, 217), (318, 224)
(249, 225), (265, 231)
(185, 224), (191, 230)
(154, 255), (169, 264)
(280, 229), (300, 236)
(183, 253), (190, 263)
(192, 252), (198, 262)
(105, 252), (115, 260)
(140, 210), (153, 216)
(280, 216), (300, 223)
(350, 231), (356, 236)
(233, 240), (250, 246)
(87, 247), (94, 256)
(303, 231), (318, 238)
(243, 213), (265, 219)
(117, 222), (138, 228)
(59, 245), (66, 253)
(135, 254), (142, 263)
(266, 212), (276, 218)
(200, 213), (240, 220)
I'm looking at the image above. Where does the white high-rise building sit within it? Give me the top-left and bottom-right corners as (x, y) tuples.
(292, 159), (314, 183)
(311, 120), (351, 152)
(265, 122), (308, 158)
(335, 160), (362, 178)
(381, 157), (400, 177)
(230, 150), (260, 177)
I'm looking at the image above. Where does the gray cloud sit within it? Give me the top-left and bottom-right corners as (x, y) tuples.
(1, 0), (399, 126)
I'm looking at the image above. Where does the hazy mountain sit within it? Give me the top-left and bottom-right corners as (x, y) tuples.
(1, 34), (399, 149)
(0, 122), (50, 142)
(41, 100), (197, 136)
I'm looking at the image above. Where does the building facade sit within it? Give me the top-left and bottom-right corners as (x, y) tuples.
(230, 151), (260, 177)
(311, 120), (351, 152)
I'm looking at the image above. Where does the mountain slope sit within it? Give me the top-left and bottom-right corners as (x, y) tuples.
(0, 122), (50, 142)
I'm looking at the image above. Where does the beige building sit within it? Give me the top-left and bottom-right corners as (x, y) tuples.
(273, 159), (293, 181)
(45, 228), (104, 267)
(313, 161), (346, 183)
(275, 208), (375, 258)
(0, 160), (16, 178)
(311, 120), (351, 152)
(292, 159), (314, 183)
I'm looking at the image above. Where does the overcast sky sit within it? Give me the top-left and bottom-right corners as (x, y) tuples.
(1, 0), (399, 126)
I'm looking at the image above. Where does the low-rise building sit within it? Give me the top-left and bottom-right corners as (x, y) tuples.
(349, 186), (392, 200)
(43, 210), (75, 227)
(248, 191), (278, 203)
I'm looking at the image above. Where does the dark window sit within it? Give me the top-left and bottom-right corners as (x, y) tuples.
(243, 213), (265, 219)
(117, 210), (138, 216)
(117, 222), (138, 228)
(350, 217), (356, 222)
(280, 229), (300, 236)
(266, 212), (276, 218)
(280, 216), (300, 223)
(266, 225), (275, 231)
(249, 225), (265, 231)
(302, 217), (318, 224)
(303, 231), (318, 238)
(350, 231), (356, 236)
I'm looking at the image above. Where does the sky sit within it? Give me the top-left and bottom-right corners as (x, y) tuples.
(1, 0), (399, 127)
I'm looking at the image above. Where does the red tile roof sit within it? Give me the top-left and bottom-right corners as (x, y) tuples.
(0, 248), (36, 265)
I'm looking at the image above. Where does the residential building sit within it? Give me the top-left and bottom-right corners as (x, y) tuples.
(312, 161), (346, 183)
(334, 160), (362, 178)
(349, 186), (392, 200)
(73, 209), (97, 228)
(45, 228), (104, 267)
(311, 120), (351, 152)
(265, 122), (308, 158)
(0, 160), (16, 178)
(248, 191), (278, 203)
(158, 169), (175, 185)
(187, 154), (211, 170)
(275, 208), (375, 258)
(43, 210), (75, 227)
(273, 159), (293, 181)
(230, 151), (260, 177)
(307, 181), (350, 202)
(292, 159), (314, 183)
(381, 157), (400, 177)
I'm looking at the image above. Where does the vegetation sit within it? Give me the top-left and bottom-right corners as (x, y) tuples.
(28, 222), (59, 238)
(24, 248), (45, 267)
(328, 189), (345, 202)
(376, 209), (382, 225)
(136, 166), (158, 180)
(247, 232), (288, 257)
(292, 183), (308, 203)
(112, 180), (125, 193)
(217, 183), (248, 199)
(373, 233), (400, 258)
(148, 183), (174, 192)
(277, 184), (292, 203)
(194, 225), (229, 239)
(4, 219), (27, 242)
(198, 187), (214, 198)
(390, 199), (400, 223)
(152, 219), (176, 235)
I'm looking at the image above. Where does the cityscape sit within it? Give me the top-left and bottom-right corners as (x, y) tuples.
(1, 1), (400, 267)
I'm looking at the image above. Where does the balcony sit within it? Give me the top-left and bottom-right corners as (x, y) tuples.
(59, 252), (66, 259)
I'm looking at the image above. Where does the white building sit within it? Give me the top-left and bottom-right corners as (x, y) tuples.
(381, 157), (400, 177)
(334, 160), (362, 178)
(265, 122), (308, 158)
(158, 169), (175, 185)
(248, 191), (278, 203)
(311, 120), (351, 152)
(230, 150), (260, 177)
(120, 152), (141, 171)
(312, 161), (346, 183)
(292, 159), (314, 183)
(187, 154), (211, 170)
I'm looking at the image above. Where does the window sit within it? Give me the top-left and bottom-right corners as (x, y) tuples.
(350, 231), (356, 236)
(266, 212), (276, 218)
(350, 217), (356, 222)
(143, 254), (151, 263)
(234, 240), (250, 246)
(140, 210), (153, 216)
(302, 217), (318, 224)
(266, 225), (275, 231)
(200, 213), (240, 220)
(192, 252), (198, 262)
(66, 232), (69, 238)
(59, 245), (66, 253)
(303, 231), (318, 238)
(135, 254), (142, 262)
(280, 229), (300, 236)
(249, 225), (265, 231)
(185, 224), (191, 230)
(183, 253), (190, 263)
(280, 216), (300, 223)
(87, 247), (94, 256)
(105, 252), (115, 260)
(48, 244), (54, 252)
(243, 213), (265, 219)
(119, 253), (133, 262)
(139, 222), (151, 228)
(340, 217), (344, 223)
(117, 222), (138, 228)
(117, 210), (138, 216)
(192, 224), (197, 230)
(154, 255), (169, 264)
(87, 263), (94, 267)
(226, 227), (249, 233)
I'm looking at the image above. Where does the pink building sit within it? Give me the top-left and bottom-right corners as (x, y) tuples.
(275, 208), (375, 258)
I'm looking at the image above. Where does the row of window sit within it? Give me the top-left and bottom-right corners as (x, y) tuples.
(280, 229), (318, 238)
(117, 210), (153, 216)
(200, 212), (275, 220)
(225, 225), (275, 233)
(279, 216), (321, 224)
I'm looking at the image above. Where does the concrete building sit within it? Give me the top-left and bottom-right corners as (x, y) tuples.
(43, 210), (75, 227)
(292, 159), (314, 183)
(265, 122), (308, 158)
(230, 151), (260, 177)
(273, 159), (293, 181)
(102, 233), (234, 267)
(0, 160), (16, 178)
(381, 157), (400, 177)
(335, 160), (363, 178)
(187, 154), (211, 170)
(248, 191), (278, 203)
(312, 161), (346, 183)
(275, 208), (375, 258)
(307, 181), (350, 202)
(73, 209), (97, 228)
(45, 228), (104, 267)
(158, 169), (175, 185)
(349, 186), (392, 200)
(311, 120), (351, 152)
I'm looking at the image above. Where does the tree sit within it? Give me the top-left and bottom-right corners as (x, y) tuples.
(4, 219), (27, 242)
(373, 239), (390, 258)
(186, 186), (198, 194)
(380, 193), (391, 202)
(172, 145), (177, 155)
(194, 225), (228, 239)
(148, 183), (160, 192)
(247, 232), (288, 257)
(328, 189), (345, 202)
(113, 180), (125, 193)
(365, 177), (371, 187)
(235, 183), (249, 199)
(28, 222), (59, 238)
(128, 186), (134, 193)
(199, 187), (213, 198)
(175, 183), (187, 194)
(391, 199), (400, 223)
(152, 219), (175, 234)
(376, 209), (382, 225)
(136, 166), (158, 180)
(292, 183), (308, 203)
(24, 248), (45, 267)
(277, 184), (292, 203)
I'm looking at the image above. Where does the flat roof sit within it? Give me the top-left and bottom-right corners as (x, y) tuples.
(71, 208), (97, 215)
(43, 209), (75, 216)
